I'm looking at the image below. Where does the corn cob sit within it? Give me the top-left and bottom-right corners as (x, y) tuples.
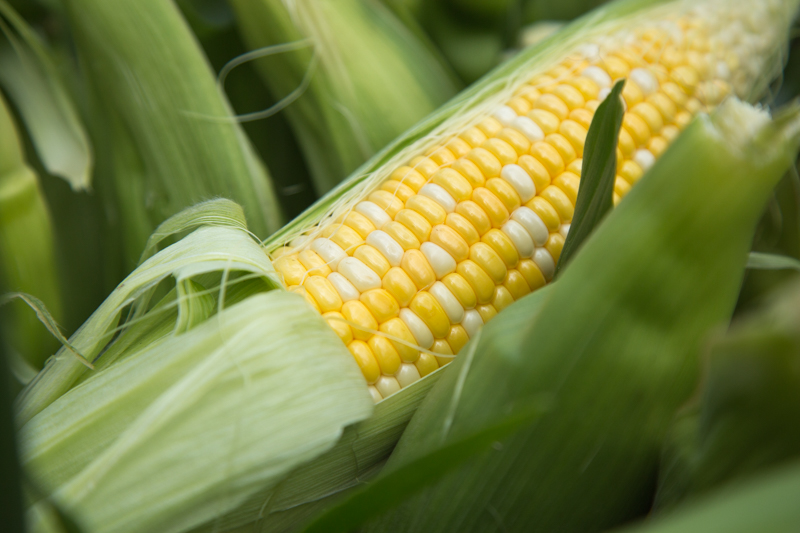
(269, 0), (788, 401)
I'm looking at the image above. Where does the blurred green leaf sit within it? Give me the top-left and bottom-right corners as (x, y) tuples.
(0, 349), (25, 533)
(746, 251), (800, 271)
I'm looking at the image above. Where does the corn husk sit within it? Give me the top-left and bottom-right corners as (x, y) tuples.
(63, 0), (283, 268)
(229, 0), (461, 194)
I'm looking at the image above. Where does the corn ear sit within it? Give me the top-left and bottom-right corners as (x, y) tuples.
(229, 0), (461, 194)
(64, 0), (283, 267)
(0, 91), (63, 371)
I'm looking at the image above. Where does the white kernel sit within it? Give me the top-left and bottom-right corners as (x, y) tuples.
(355, 201), (391, 229)
(716, 60), (731, 80)
(375, 375), (401, 398)
(577, 43), (600, 60)
(492, 105), (518, 126)
(420, 184), (457, 213)
(400, 308), (434, 349)
(327, 272), (360, 302)
(395, 363), (421, 387)
(368, 385), (383, 402)
(430, 281), (465, 324)
(511, 116), (545, 142)
(421, 241), (457, 278)
(366, 230), (404, 267)
(634, 149), (656, 171)
(337, 256), (382, 292)
(501, 164), (536, 203)
(501, 220), (535, 258)
(582, 66), (612, 88)
(462, 309), (484, 338)
(630, 68), (659, 97)
(598, 87), (611, 102)
(289, 234), (311, 248)
(511, 207), (549, 246)
(533, 248), (556, 281)
(559, 224), (570, 238)
(311, 238), (347, 269)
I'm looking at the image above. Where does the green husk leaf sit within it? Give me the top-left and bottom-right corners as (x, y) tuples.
(745, 251), (800, 271)
(654, 280), (800, 511)
(22, 291), (374, 533)
(0, 340), (25, 532)
(229, 0), (461, 193)
(556, 78), (624, 275)
(614, 460), (800, 533)
(0, 0), (93, 190)
(15, 210), (280, 424)
(64, 0), (282, 266)
(360, 99), (800, 532)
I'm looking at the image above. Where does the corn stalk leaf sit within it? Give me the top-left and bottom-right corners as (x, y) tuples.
(360, 100), (800, 533)
(556, 78), (625, 275)
(0, 0), (93, 190)
(745, 251), (800, 271)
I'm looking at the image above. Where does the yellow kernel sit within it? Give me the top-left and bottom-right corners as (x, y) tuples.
(406, 195), (446, 226)
(622, 81), (644, 108)
(568, 77), (599, 101)
(415, 352), (439, 376)
(338, 211), (376, 239)
(482, 138), (518, 165)
(477, 116), (503, 137)
(472, 187), (510, 228)
(369, 190), (404, 218)
(567, 159), (583, 176)
(518, 259), (547, 291)
(558, 120), (588, 158)
(517, 86), (542, 104)
(361, 288), (399, 323)
(354, 245), (391, 278)
(383, 267), (417, 308)
(466, 148), (502, 179)
(457, 260), (496, 304)
(380, 180), (415, 203)
(383, 221), (420, 250)
(409, 156), (440, 179)
(674, 110), (692, 130)
(289, 286), (320, 312)
(546, 232), (565, 262)
(446, 137), (472, 158)
(486, 178), (521, 213)
(390, 166), (427, 192)
(482, 229), (519, 269)
(298, 249), (332, 277)
(451, 158), (487, 188)
(507, 96), (532, 115)
(622, 113), (651, 146)
(442, 272), (477, 309)
(447, 324), (470, 353)
(553, 172), (581, 205)
(585, 100), (600, 112)
(534, 93), (569, 120)
(305, 275), (343, 313)
(648, 136), (669, 158)
(459, 127), (488, 147)
(274, 255), (307, 286)
(402, 248), (436, 290)
(395, 209), (433, 242)
(497, 128), (532, 156)
(380, 318), (419, 362)
(324, 311), (352, 344)
(552, 84), (585, 110)
(492, 285), (515, 312)
(368, 335), (401, 375)
(432, 339), (454, 367)
(476, 304), (498, 323)
(618, 128), (636, 157)
(455, 201), (492, 236)
(528, 109), (560, 135)
(445, 213), (480, 246)
(526, 196), (561, 231)
(661, 124), (680, 143)
(569, 108), (594, 129)
(410, 291), (451, 338)
(427, 146), (456, 166)
(323, 224), (364, 254)
(541, 185), (574, 222)
(546, 133), (577, 164)
(342, 300), (378, 341)
(600, 56), (630, 79)
(270, 246), (295, 259)
(504, 270), (531, 300)
(671, 65), (699, 92)
(620, 160), (643, 184)
(470, 242), (507, 283)
(517, 154), (551, 192)
(632, 102), (664, 132)
(431, 224), (470, 262)
(661, 81), (688, 106)
(647, 93), (677, 123)
(531, 141), (565, 178)
(432, 168), (473, 202)
(348, 340), (381, 384)
(614, 176), (631, 197)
